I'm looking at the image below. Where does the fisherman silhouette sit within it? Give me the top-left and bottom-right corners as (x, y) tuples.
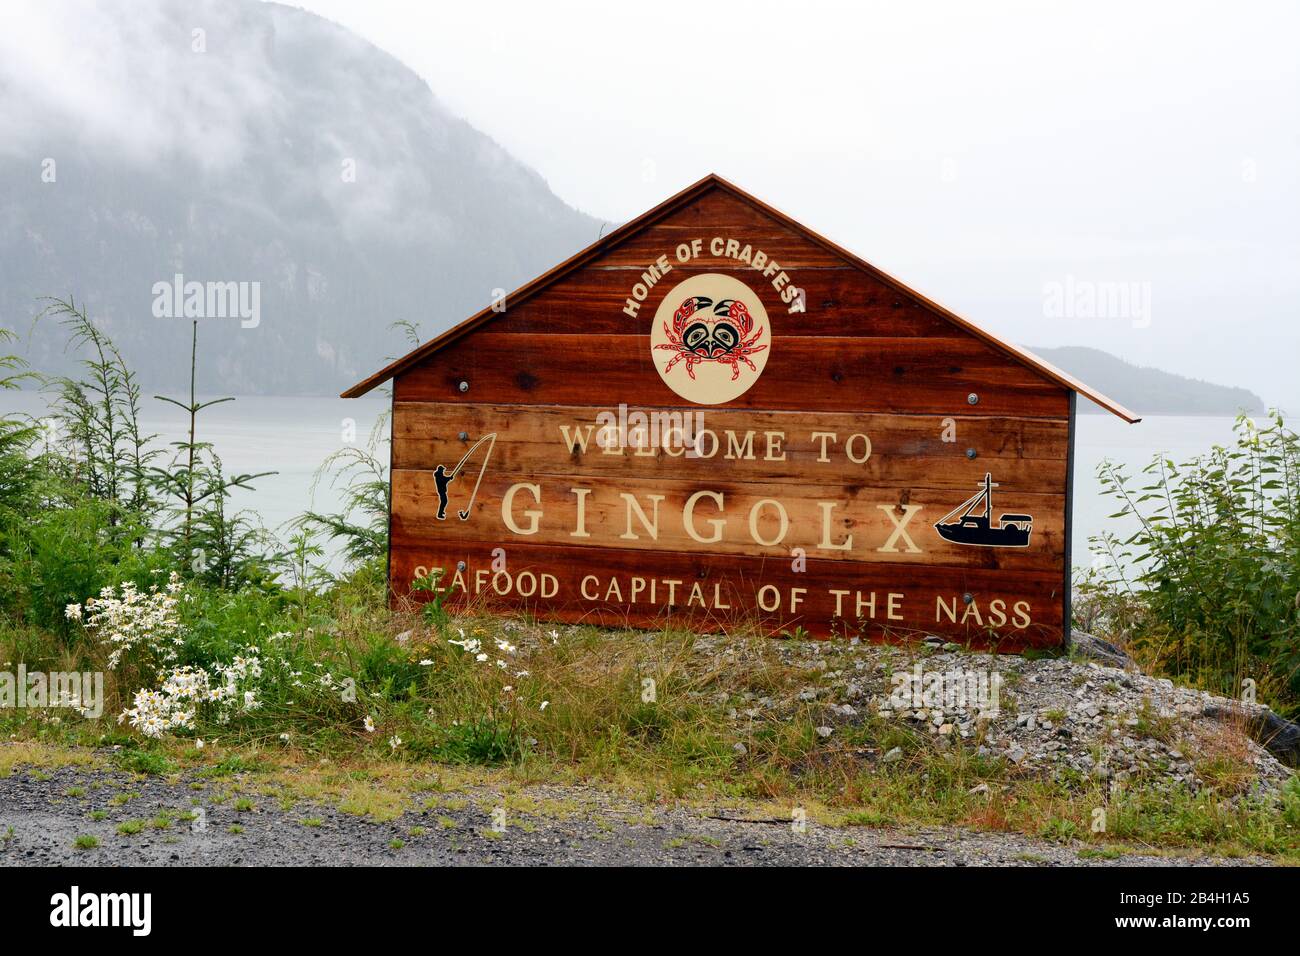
(432, 464), (456, 520)
(430, 433), (497, 522)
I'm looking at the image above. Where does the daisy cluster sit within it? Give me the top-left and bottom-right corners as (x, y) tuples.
(67, 572), (185, 669)
(447, 628), (530, 681)
(68, 574), (275, 739)
(118, 652), (265, 738)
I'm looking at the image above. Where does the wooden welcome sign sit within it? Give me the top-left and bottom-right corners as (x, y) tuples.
(344, 175), (1138, 649)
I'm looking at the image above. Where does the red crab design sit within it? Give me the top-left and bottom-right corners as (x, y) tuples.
(655, 295), (767, 381)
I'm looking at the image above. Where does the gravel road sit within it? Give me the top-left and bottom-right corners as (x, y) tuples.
(0, 765), (1272, 867)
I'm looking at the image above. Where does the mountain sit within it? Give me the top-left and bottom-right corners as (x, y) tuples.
(1029, 345), (1265, 416)
(1, 3), (1268, 413)
(0, 0), (604, 395)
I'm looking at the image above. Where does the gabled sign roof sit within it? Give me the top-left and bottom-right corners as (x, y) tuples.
(342, 173), (1140, 423)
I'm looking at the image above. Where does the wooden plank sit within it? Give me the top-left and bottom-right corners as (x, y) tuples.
(1063, 391), (1077, 646)
(592, 187), (848, 269)
(389, 541), (1064, 648)
(597, 232), (847, 270)
(392, 403), (1069, 493)
(489, 266), (957, 338)
(393, 333), (1071, 418)
(390, 469), (1065, 572)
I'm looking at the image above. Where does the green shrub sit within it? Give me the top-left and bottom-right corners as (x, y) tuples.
(1080, 411), (1300, 714)
(434, 719), (520, 765)
(1280, 778), (1300, 832)
(114, 748), (177, 776)
(1, 495), (149, 633)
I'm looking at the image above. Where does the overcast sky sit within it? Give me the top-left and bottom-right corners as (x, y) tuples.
(3, 1), (1294, 407)
(289, 0), (1300, 410)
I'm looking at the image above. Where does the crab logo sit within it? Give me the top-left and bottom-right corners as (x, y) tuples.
(650, 274), (772, 405)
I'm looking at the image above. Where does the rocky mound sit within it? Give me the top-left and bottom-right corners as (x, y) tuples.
(689, 633), (1296, 800)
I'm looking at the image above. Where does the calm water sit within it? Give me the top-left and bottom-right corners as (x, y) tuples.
(1071, 412), (1243, 568)
(4, 391), (1247, 570)
(4, 392), (390, 562)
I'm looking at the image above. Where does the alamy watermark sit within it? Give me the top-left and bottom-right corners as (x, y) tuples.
(1, 665), (103, 718)
(1042, 274), (1151, 329)
(593, 403), (707, 454)
(888, 663), (1003, 718)
(50, 886), (151, 936)
(152, 273), (260, 328)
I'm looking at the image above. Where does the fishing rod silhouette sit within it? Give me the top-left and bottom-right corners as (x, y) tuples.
(433, 433), (496, 520)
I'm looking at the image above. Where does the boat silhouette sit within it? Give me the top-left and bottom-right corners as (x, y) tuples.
(933, 473), (1032, 548)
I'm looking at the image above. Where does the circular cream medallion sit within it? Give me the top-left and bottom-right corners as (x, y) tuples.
(650, 273), (772, 405)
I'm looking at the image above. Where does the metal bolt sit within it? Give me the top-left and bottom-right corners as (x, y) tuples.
(456, 561), (467, 572)
(966, 448), (977, 459)
(458, 431), (469, 442)
(963, 592), (974, 605)
(967, 392), (979, 405)
(458, 381), (469, 393)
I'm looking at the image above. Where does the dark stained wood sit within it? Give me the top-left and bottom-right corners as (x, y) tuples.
(394, 334), (1072, 418)
(389, 541), (1064, 649)
(389, 469), (1065, 572)
(392, 403), (1070, 492)
(594, 193), (848, 268)
(340, 173), (1132, 649)
(487, 266), (957, 338)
